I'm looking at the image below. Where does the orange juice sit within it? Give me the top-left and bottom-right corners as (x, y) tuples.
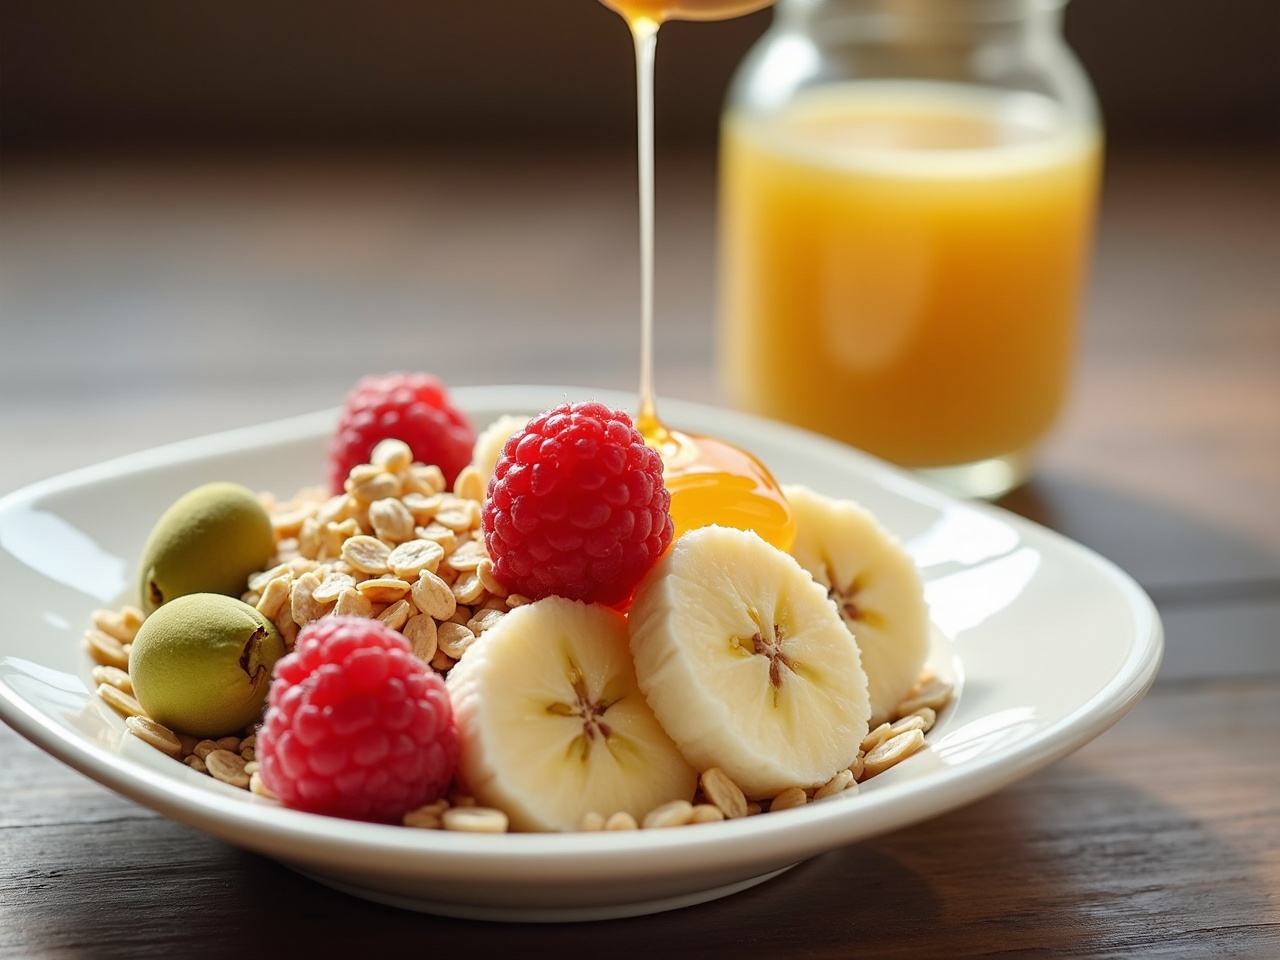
(718, 80), (1102, 470)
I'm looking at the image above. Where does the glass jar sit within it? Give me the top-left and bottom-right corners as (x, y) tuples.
(716, 0), (1102, 498)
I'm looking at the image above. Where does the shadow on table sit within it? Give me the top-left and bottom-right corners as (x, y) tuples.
(998, 475), (1280, 682)
(10, 767), (1268, 960)
(220, 778), (1272, 957)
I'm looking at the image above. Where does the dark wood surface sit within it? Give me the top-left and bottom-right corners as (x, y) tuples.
(1, 147), (1277, 957)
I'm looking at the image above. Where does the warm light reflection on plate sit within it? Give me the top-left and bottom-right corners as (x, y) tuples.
(0, 506), (128, 603)
(906, 502), (1022, 569)
(934, 707), (1040, 766)
(923, 546), (1041, 638)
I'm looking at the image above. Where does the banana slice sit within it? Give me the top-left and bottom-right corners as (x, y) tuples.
(629, 525), (870, 800)
(445, 596), (697, 832)
(469, 414), (529, 486)
(782, 484), (930, 722)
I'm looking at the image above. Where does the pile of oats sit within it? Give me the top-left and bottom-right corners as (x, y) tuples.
(240, 438), (519, 673)
(85, 436), (953, 833)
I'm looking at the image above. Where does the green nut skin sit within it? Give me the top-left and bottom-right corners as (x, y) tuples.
(129, 593), (285, 738)
(138, 481), (274, 614)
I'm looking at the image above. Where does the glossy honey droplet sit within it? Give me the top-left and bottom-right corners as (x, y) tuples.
(638, 410), (795, 552)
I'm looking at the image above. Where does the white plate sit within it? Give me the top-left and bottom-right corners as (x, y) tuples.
(0, 385), (1162, 922)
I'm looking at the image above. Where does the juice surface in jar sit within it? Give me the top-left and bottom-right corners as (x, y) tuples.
(718, 80), (1102, 469)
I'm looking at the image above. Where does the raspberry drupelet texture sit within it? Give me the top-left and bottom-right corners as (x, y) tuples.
(482, 401), (674, 608)
(327, 371), (476, 494)
(256, 617), (458, 823)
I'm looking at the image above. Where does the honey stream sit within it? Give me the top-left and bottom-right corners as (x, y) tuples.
(607, 0), (795, 551)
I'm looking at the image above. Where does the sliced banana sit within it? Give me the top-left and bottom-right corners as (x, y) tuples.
(783, 484), (930, 722)
(628, 525), (870, 800)
(469, 414), (529, 486)
(445, 596), (697, 832)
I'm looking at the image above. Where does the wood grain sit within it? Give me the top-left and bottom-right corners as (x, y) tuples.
(3, 680), (1277, 959)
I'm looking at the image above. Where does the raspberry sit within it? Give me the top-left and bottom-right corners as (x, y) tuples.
(482, 401), (673, 608)
(256, 617), (458, 823)
(327, 372), (475, 494)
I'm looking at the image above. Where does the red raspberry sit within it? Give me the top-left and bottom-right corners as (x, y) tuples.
(327, 372), (475, 494)
(482, 401), (673, 608)
(256, 617), (458, 823)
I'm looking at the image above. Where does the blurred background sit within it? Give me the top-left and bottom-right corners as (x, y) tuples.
(2, 0), (1277, 151)
(1, 0), (1277, 676)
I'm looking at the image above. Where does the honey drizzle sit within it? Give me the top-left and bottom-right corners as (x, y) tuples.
(632, 16), (660, 432)
(618, 4), (795, 551)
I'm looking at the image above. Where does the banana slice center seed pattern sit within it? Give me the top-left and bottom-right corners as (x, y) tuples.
(546, 661), (624, 763)
(731, 619), (796, 701)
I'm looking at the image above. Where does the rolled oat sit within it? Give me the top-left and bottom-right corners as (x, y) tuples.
(442, 806), (509, 833)
(92, 607), (142, 643)
(248, 771), (274, 798)
(85, 629), (129, 670)
(334, 587), (374, 619)
(206, 749), (251, 788)
(403, 614), (439, 662)
(347, 466), (401, 503)
(437, 622), (476, 661)
(894, 679), (954, 718)
(700, 767), (748, 820)
(97, 683), (144, 719)
(388, 539), (445, 580)
(689, 804), (726, 824)
(411, 570), (456, 621)
(862, 729), (926, 778)
(377, 599), (414, 631)
(92, 664), (133, 695)
(341, 535), (392, 575)
(370, 438), (413, 472)
(357, 577), (411, 605)
(769, 787), (808, 812)
(289, 571), (329, 626)
(814, 768), (855, 800)
(643, 799), (695, 828)
(453, 465), (486, 503)
(369, 498), (416, 543)
(256, 575), (292, 619)
(403, 807), (444, 830)
(125, 715), (182, 757)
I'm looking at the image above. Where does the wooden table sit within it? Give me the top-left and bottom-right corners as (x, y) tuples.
(1, 147), (1277, 957)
